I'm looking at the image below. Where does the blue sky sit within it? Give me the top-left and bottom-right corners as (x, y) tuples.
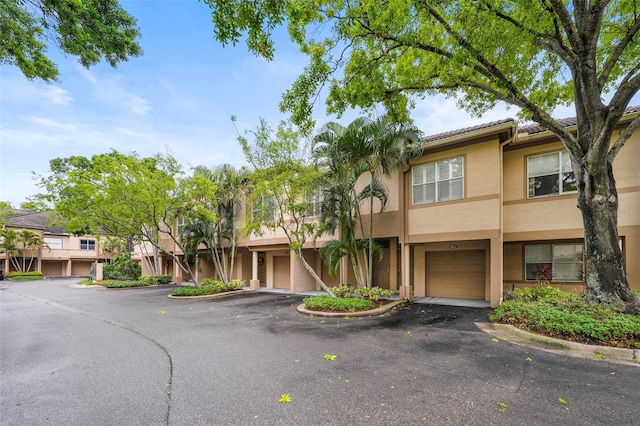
(1, 1), (632, 208)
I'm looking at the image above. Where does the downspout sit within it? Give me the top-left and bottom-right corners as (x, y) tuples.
(496, 126), (516, 307)
(399, 165), (411, 300)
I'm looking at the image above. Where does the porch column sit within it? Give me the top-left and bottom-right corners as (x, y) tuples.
(400, 244), (412, 300)
(249, 251), (260, 290)
(66, 260), (72, 276)
(389, 238), (398, 291)
(489, 237), (503, 308)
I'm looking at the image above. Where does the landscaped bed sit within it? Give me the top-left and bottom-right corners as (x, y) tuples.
(490, 286), (640, 349)
(302, 285), (399, 313)
(169, 278), (245, 297)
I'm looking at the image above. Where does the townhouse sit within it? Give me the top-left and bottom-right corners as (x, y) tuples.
(10, 108), (637, 310)
(0, 210), (112, 277)
(173, 108), (638, 308)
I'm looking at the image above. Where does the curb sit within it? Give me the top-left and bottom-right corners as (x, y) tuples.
(475, 322), (639, 365)
(167, 288), (254, 300)
(296, 299), (407, 317)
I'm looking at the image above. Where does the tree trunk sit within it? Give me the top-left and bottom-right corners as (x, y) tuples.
(578, 160), (637, 306)
(294, 248), (336, 297)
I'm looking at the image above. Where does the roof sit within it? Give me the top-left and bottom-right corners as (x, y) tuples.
(420, 118), (515, 144)
(518, 105), (640, 135)
(4, 210), (68, 234)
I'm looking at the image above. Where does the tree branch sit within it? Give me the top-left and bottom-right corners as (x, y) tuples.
(597, 14), (640, 89)
(608, 113), (640, 161)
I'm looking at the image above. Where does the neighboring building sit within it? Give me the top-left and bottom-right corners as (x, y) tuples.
(0, 210), (111, 277)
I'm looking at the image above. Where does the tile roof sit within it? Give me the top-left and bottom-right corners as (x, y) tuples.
(4, 210), (68, 234)
(421, 118), (515, 144)
(518, 105), (640, 135)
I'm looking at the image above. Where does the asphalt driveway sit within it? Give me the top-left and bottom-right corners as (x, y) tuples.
(1, 278), (638, 425)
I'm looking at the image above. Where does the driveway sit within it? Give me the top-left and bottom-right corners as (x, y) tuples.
(1, 278), (638, 425)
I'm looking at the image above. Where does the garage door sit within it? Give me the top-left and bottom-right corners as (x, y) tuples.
(426, 250), (485, 299)
(273, 256), (290, 289)
(42, 261), (64, 276)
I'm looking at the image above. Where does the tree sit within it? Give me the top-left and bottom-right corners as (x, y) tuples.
(17, 229), (48, 273)
(0, 201), (14, 227)
(239, 118), (336, 296)
(312, 119), (391, 289)
(36, 150), (201, 285)
(182, 164), (247, 284)
(0, 228), (21, 273)
(203, 0), (640, 307)
(1, 0), (142, 81)
(344, 116), (421, 288)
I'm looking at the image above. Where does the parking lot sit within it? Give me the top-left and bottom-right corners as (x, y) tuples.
(2, 278), (639, 425)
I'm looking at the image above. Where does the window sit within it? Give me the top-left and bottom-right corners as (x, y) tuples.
(527, 150), (576, 198)
(525, 243), (584, 281)
(412, 156), (464, 205)
(253, 196), (274, 222)
(44, 237), (62, 249)
(306, 189), (324, 218)
(80, 239), (96, 251)
(176, 217), (186, 236)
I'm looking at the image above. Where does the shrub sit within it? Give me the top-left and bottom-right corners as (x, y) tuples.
(331, 284), (354, 298)
(491, 287), (640, 348)
(355, 286), (394, 301)
(7, 271), (44, 280)
(141, 274), (172, 285)
(104, 280), (149, 288)
(103, 253), (141, 280)
(171, 278), (245, 297)
(226, 279), (246, 290)
(303, 295), (372, 312)
(171, 286), (217, 296)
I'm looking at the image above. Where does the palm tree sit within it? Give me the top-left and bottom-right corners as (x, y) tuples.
(182, 164), (247, 283)
(313, 119), (392, 288)
(350, 117), (421, 287)
(18, 230), (49, 272)
(0, 229), (21, 273)
(313, 117), (420, 288)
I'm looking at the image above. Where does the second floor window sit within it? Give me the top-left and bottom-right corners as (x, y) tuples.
(306, 189), (324, 218)
(527, 150), (576, 198)
(44, 237), (62, 249)
(80, 239), (95, 250)
(176, 217), (186, 236)
(412, 156), (464, 205)
(253, 196), (275, 222)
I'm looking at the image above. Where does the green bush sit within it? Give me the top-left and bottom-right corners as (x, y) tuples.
(303, 295), (372, 312)
(170, 286), (217, 296)
(7, 271), (44, 280)
(171, 279), (245, 297)
(103, 253), (141, 280)
(355, 286), (394, 301)
(331, 284), (354, 298)
(226, 279), (246, 290)
(492, 287), (640, 347)
(141, 274), (172, 285)
(104, 280), (149, 288)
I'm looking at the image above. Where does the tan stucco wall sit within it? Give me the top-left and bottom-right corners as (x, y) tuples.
(408, 140), (502, 237)
(502, 133), (640, 292)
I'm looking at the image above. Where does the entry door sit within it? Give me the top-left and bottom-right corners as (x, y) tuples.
(426, 250), (485, 299)
(273, 256), (290, 289)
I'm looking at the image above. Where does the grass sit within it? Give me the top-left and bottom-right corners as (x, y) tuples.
(491, 286), (640, 348)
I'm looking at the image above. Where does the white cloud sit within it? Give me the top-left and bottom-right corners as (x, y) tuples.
(22, 116), (77, 130)
(1, 75), (73, 106)
(125, 94), (152, 115)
